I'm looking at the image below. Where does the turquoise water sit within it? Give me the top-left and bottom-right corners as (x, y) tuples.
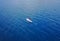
(0, 0), (60, 41)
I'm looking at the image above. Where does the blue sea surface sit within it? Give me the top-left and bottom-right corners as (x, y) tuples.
(0, 0), (60, 41)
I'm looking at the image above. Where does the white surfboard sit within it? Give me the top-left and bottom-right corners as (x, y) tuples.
(26, 18), (32, 23)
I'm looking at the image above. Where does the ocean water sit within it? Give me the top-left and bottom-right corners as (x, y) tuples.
(0, 0), (60, 41)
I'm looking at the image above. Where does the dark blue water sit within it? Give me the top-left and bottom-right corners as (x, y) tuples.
(0, 0), (60, 41)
